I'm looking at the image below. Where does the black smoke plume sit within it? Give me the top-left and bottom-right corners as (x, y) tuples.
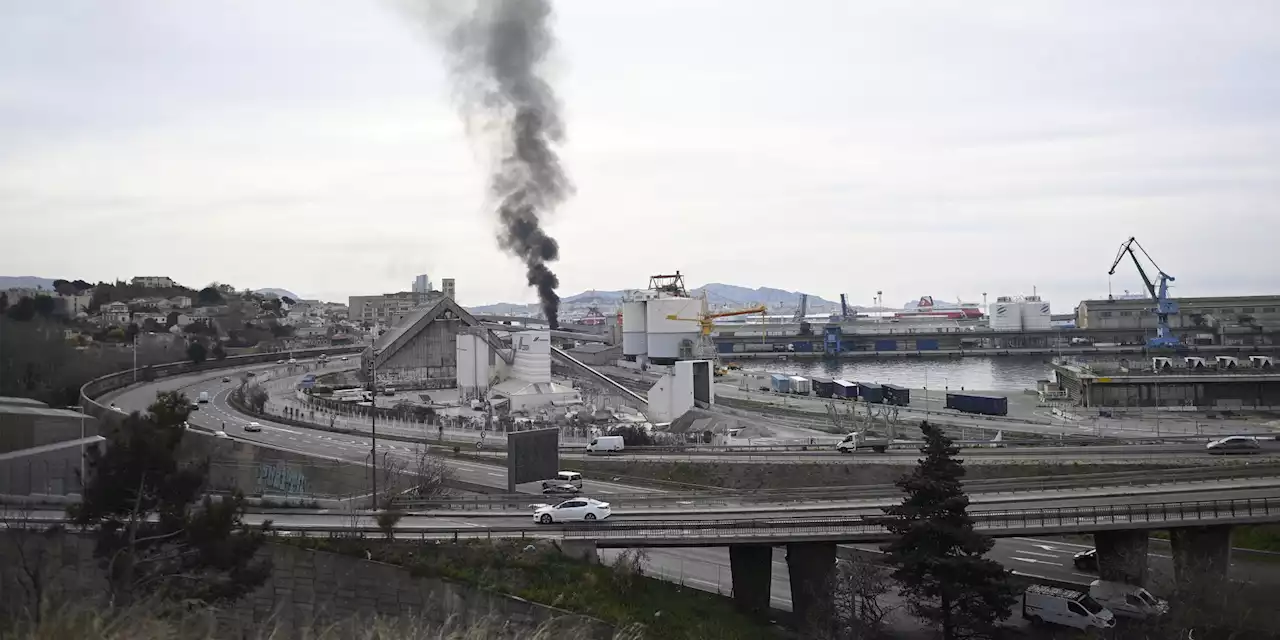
(415, 0), (570, 329)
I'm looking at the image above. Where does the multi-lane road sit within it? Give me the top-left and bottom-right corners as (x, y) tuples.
(95, 359), (1280, 627)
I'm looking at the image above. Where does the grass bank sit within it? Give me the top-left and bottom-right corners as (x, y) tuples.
(2, 603), (641, 640)
(281, 537), (775, 640)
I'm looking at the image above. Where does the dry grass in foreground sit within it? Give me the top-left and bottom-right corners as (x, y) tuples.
(4, 602), (645, 640)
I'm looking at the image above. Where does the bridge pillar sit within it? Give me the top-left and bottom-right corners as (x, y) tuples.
(1095, 529), (1149, 585)
(786, 542), (836, 633)
(729, 545), (773, 618)
(1170, 525), (1231, 586)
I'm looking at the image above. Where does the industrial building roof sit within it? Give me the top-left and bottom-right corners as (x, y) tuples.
(0, 403), (91, 419)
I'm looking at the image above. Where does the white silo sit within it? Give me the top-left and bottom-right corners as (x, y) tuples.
(989, 296), (1023, 331)
(511, 330), (551, 383)
(1021, 296), (1052, 330)
(645, 297), (702, 361)
(622, 300), (648, 357)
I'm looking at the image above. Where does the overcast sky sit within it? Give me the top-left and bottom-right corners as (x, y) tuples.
(2, 1), (1278, 309)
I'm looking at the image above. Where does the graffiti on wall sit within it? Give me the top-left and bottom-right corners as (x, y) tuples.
(258, 463), (308, 495)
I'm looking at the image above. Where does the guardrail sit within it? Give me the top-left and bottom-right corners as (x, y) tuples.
(20, 497), (1280, 547)
(387, 463), (1280, 511)
(79, 346), (365, 420)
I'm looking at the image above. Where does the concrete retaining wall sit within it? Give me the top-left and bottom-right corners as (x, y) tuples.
(0, 532), (612, 637)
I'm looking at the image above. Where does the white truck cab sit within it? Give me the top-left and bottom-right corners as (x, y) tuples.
(1088, 580), (1168, 620)
(198, 391), (210, 403)
(836, 432), (889, 454)
(1022, 584), (1115, 631)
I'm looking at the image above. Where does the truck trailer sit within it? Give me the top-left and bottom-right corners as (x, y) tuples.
(945, 392), (1008, 416)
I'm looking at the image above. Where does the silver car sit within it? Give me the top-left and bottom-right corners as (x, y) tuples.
(1206, 436), (1262, 454)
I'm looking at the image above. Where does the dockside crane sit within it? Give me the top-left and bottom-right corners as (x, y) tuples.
(1108, 236), (1181, 349)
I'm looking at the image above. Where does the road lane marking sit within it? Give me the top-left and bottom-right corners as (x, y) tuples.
(1016, 551), (1063, 559)
(1010, 557), (1064, 567)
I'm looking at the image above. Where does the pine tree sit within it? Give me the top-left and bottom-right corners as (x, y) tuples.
(881, 421), (1017, 639)
(68, 391), (272, 606)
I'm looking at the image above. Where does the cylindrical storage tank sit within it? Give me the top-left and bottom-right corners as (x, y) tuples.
(621, 301), (648, 356)
(1020, 296), (1052, 331)
(511, 329), (551, 383)
(989, 297), (1023, 331)
(645, 297), (702, 360)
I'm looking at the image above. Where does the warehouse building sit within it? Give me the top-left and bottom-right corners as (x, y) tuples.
(1076, 295), (1280, 334)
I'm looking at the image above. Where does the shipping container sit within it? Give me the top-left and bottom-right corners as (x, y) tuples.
(789, 375), (812, 394)
(793, 341), (813, 352)
(732, 343), (745, 353)
(858, 382), (884, 404)
(770, 374), (792, 394)
(833, 379), (858, 398)
(945, 393), (1008, 416)
(916, 338), (940, 351)
(883, 384), (911, 406)
(718, 342), (735, 354)
(744, 343), (773, 352)
(812, 377), (836, 398)
(874, 339), (898, 351)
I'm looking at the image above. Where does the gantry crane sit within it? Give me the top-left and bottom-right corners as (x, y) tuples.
(1108, 236), (1181, 349)
(666, 303), (769, 362)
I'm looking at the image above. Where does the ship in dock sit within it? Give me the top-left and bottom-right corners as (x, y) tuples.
(894, 296), (984, 320)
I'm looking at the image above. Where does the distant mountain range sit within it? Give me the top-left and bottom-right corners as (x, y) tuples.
(470, 283), (846, 315)
(0, 276), (57, 291)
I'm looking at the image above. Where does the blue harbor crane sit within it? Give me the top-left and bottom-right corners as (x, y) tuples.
(1108, 236), (1181, 349)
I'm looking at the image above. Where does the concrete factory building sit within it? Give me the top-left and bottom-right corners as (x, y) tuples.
(362, 296), (502, 390)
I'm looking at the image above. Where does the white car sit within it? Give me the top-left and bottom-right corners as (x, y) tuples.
(287, 358), (297, 364)
(244, 421), (263, 432)
(277, 359), (285, 364)
(532, 498), (612, 524)
(340, 356), (348, 361)
(214, 430), (230, 439)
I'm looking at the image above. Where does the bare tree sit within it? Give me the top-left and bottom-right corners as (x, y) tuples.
(609, 548), (649, 593)
(408, 445), (454, 500)
(0, 504), (66, 624)
(831, 557), (898, 639)
(244, 384), (269, 413)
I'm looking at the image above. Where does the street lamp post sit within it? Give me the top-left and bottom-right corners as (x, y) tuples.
(368, 349), (380, 507)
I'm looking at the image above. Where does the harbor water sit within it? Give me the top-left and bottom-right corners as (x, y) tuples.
(742, 356), (1057, 393)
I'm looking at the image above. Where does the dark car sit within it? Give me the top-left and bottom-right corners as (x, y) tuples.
(1073, 548), (1097, 571)
(541, 483), (582, 495)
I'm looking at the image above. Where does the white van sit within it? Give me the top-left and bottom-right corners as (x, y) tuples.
(1022, 585), (1115, 631)
(586, 435), (625, 454)
(198, 391), (210, 404)
(1088, 580), (1168, 620)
